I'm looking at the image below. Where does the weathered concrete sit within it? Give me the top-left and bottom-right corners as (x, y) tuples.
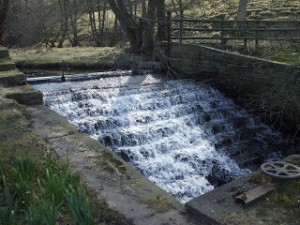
(163, 42), (300, 134)
(0, 69), (27, 86)
(0, 47), (42, 105)
(4, 86), (43, 105)
(0, 58), (16, 71)
(186, 155), (300, 225)
(186, 173), (266, 225)
(0, 47), (9, 58)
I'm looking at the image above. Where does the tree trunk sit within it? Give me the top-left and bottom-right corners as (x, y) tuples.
(108, 0), (143, 52)
(57, 0), (69, 48)
(237, 0), (248, 21)
(156, 0), (166, 41)
(101, 0), (107, 33)
(142, 0), (156, 55)
(0, 0), (10, 45)
(142, 0), (147, 18)
(68, 0), (80, 47)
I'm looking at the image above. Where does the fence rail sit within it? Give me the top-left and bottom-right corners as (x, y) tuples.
(166, 12), (300, 48)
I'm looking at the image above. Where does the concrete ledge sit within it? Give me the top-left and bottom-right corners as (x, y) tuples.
(0, 47), (9, 58)
(0, 69), (27, 86)
(186, 155), (300, 225)
(185, 174), (261, 225)
(0, 58), (16, 71)
(4, 86), (43, 105)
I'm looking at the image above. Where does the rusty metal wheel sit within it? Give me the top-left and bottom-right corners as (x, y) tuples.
(260, 161), (300, 180)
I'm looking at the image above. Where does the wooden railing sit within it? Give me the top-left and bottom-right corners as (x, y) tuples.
(166, 12), (300, 48)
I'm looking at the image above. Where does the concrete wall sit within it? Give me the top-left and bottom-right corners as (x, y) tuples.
(164, 43), (300, 135)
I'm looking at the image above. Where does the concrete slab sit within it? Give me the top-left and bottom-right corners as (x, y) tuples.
(186, 175), (262, 225)
(0, 47), (9, 58)
(186, 157), (300, 225)
(0, 69), (26, 86)
(4, 86), (43, 105)
(0, 58), (16, 71)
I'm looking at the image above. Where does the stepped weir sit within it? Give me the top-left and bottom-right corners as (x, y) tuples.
(31, 72), (292, 203)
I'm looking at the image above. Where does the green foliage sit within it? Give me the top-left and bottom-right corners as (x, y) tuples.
(0, 190), (19, 225)
(39, 172), (67, 206)
(252, 46), (300, 65)
(67, 187), (95, 225)
(0, 150), (100, 225)
(15, 155), (36, 182)
(26, 200), (59, 225)
(13, 176), (32, 207)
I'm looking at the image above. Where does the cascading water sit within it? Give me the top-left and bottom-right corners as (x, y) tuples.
(31, 72), (290, 203)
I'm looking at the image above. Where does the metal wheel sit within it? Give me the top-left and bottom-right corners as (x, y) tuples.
(260, 161), (300, 180)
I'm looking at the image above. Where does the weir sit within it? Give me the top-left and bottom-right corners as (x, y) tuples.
(31, 72), (293, 203)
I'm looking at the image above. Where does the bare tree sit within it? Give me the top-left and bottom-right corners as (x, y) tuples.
(108, 0), (144, 52)
(156, 0), (166, 41)
(87, 0), (107, 46)
(108, 0), (167, 55)
(142, 0), (156, 54)
(67, 0), (81, 47)
(57, 0), (68, 47)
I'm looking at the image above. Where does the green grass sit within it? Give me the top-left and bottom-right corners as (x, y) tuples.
(67, 187), (95, 225)
(251, 45), (300, 65)
(9, 47), (131, 71)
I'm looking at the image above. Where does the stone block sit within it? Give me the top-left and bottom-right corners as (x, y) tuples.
(0, 70), (27, 86)
(0, 47), (9, 58)
(5, 86), (43, 105)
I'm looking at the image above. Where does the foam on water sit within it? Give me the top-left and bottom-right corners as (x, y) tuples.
(33, 73), (286, 203)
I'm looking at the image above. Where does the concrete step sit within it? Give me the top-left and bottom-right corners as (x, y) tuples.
(0, 69), (26, 87)
(3, 86), (43, 105)
(0, 47), (9, 58)
(0, 58), (16, 71)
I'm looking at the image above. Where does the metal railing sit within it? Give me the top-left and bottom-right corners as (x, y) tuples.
(166, 12), (300, 48)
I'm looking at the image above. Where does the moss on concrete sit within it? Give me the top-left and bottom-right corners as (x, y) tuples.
(141, 197), (171, 213)
(97, 151), (127, 175)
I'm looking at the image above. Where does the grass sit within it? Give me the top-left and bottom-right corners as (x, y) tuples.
(0, 95), (132, 225)
(250, 44), (300, 65)
(9, 47), (132, 71)
(67, 187), (95, 225)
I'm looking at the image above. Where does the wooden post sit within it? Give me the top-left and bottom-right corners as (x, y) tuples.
(220, 17), (226, 48)
(166, 11), (171, 57)
(255, 19), (259, 48)
(243, 21), (247, 48)
(179, 9), (183, 43)
(60, 60), (66, 82)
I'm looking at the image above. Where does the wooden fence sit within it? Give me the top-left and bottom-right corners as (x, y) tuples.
(166, 12), (300, 48)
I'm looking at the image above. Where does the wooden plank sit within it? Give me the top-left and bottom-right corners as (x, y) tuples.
(235, 183), (276, 205)
(172, 18), (300, 23)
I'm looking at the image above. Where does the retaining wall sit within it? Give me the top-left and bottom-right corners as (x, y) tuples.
(164, 43), (300, 134)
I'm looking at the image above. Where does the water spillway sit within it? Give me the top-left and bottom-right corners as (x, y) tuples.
(32, 72), (290, 203)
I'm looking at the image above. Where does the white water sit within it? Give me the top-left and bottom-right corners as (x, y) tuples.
(33, 73), (285, 203)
